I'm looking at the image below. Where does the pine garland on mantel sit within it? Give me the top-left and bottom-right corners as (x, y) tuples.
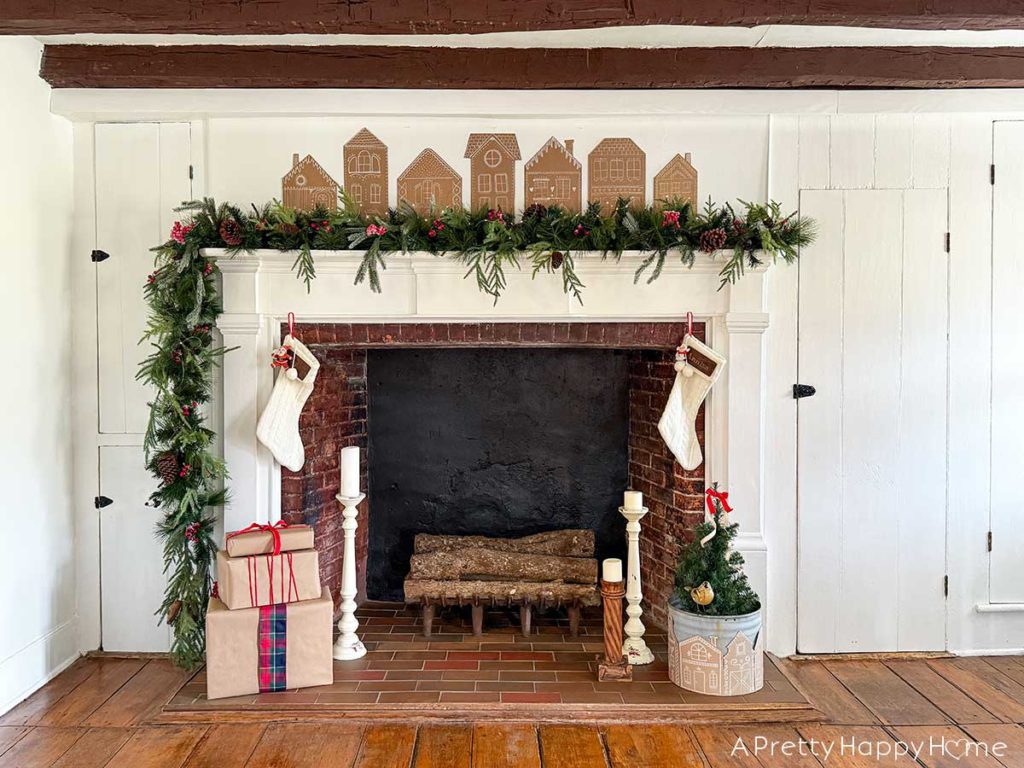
(140, 196), (813, 668)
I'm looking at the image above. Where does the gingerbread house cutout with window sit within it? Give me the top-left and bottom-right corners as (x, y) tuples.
(464, 133), (521, 212)
(587, 138), (646, 211)
(397, 149), (463, 214)
(344, 128), (388, 217)
(524, 137), (582, 212)
(654, 152), (698, 208)
(282, 153), (339, 211)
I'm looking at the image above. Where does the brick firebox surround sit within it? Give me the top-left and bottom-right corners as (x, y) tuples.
(280, 321), (706, 630)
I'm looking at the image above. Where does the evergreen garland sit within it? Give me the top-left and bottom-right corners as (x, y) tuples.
(140, 195), (807, 667)
(138, 200), (229, 669)
(673, 489), (761, 617)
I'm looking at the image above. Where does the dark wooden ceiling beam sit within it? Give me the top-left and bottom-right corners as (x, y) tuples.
(9, 1), (1024, 35)
(39, 44), (1024, 89)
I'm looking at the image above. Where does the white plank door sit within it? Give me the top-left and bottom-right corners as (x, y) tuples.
(797, 188), (949, 653)
(99, 446), (171, 652)
(990, 123), (1024, 603)
(95, 123), (192, 434)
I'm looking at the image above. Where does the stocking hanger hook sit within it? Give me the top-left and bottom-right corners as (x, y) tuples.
(287, 311), (296, 339)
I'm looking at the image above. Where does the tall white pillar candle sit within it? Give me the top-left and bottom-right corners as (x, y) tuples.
(340, 446), (361, 498)
(602, 558), (623, 583)
(623, 490), (643, 511)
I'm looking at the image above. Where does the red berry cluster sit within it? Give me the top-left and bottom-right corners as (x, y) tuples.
(178, 462), (192, 478)
(184, 521), (201, 542)
(211, 581), (219, 599)
(193, 323), (211, 335)
(427, 218), (446, 239)
(147, 273), (157, 284)
(203, 261), (214, 276)
(487, 209), (507, 224)
(309, 219), (333, 233)
(662, 210), (682, 230)
(181, 400), (198, 417)
(573, 224), (590, 238)
(171, 350), (183, 365)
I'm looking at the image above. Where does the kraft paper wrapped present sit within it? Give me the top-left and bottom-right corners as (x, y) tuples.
(216, 548), (321, 610)
(206, 586), (334, 700)
(226, 522), (315, 558)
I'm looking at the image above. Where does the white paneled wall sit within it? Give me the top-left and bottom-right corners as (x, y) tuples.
(63, 95), (1024, 663)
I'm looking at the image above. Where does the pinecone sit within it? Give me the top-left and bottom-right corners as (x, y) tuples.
(523, 203), (548, 220)
(157, 452), (179, 485)
(167, 600), (182, 625)
(699, 227), (728, 253)
(219, 218), (244, 246)
(550, 251), (565, 269)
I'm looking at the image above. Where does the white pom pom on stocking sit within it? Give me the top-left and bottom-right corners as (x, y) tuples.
(256, 334), (320, 472)
(657, 334), (726, 471)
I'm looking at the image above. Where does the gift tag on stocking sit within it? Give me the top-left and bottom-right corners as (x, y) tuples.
(658, 334), (725, 470)
(257, 334), (320, 471)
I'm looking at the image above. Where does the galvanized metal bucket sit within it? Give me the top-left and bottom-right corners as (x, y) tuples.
(666, 596), (764, 696)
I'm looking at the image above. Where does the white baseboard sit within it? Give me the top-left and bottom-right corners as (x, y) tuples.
(0, 617), (81, 717)
(949, 647), (1024, 657)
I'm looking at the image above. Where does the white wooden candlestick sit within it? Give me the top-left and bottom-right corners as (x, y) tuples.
(333, 493), (367, 661)
(620, 504), (655, 665)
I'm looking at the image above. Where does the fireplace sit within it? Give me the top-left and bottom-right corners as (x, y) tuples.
(215, 249), (771, 646)
(277, 321), (706, 627)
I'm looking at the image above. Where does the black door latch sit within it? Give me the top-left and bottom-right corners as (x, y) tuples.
(793, 384), (816, 399)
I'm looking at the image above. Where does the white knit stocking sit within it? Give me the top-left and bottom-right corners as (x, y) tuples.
(657, 334), (726, 471)
(256, 335), (320, 472)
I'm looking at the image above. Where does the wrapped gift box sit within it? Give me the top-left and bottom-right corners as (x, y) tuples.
(226, 523), (315, 558)
(216, 548), (321, 610)
(206, 586), (334, 700)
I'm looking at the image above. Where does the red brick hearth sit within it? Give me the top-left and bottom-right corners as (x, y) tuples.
(280, 322), (706, 628)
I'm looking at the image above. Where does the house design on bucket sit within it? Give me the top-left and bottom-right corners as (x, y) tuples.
(282, 153), (339, 211)
(397, 149), (463, 214)
(524, 137), (582, 212)
(464, 133), (521, 212)
(343, 128), (388, 217)
(587, 138), (646, 211)
(722, 632), (763, 695)
(672, 635), (723, 695)
(654, 152), (699, 208)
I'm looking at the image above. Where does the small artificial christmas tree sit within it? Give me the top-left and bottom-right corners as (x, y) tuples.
(673, 486), (760, 616)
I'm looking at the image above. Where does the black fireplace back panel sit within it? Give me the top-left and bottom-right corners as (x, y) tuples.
(366, 347), (630, 601)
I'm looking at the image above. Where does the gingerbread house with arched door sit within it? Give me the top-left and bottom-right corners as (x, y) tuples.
(397, 149), (463, 215)
(282, 153), (339, 211)
(344, 128), (388, 217)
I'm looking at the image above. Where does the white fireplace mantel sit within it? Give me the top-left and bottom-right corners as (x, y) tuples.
(210, 248), (772, 609)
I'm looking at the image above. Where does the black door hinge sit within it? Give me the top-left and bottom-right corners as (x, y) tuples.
(991, 164), (996, 185)
(943, 575), (949, 597)
(987, 531), (993, 552)
(94, 495), (113, 509)
(793, 384), (816, 399)
(944, 232), (951, 253)
(91, 250), (110, 263)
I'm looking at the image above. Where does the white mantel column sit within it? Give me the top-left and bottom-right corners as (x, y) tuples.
(720, 271), (770, 629)
(216, 256), (273, 533)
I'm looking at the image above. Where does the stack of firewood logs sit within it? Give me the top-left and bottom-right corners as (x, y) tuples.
(403, 529), (600, 637)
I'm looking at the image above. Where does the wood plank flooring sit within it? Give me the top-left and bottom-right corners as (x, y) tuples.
(2, 655), (1023, 766)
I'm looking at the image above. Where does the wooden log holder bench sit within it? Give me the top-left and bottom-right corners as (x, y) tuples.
(403, 530), (601, 638)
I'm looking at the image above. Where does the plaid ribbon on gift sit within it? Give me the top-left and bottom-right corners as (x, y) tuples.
(257, 603), (288, 693)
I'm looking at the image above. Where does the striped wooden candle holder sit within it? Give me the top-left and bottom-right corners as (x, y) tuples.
(598, 578), (632, 682)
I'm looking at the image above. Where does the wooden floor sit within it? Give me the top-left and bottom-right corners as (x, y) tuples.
(3, 654), (1024, 766)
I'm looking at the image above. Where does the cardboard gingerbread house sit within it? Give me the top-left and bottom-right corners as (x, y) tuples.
(464, 133), (521, 212)
(654, 152), (698, 208)
(282, 153), (339, 212)
(344, 128), (388, 217)
(397, 149), (463, 214)
(524, 137), (582, 212)
(587, 138), (645, 211)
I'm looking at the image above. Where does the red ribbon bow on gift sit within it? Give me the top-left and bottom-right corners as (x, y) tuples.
(705, 487), (733, 517)
(227, 520), (293, 556)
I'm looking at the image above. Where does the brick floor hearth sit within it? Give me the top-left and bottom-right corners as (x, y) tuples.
(165, 603), (812, 721)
